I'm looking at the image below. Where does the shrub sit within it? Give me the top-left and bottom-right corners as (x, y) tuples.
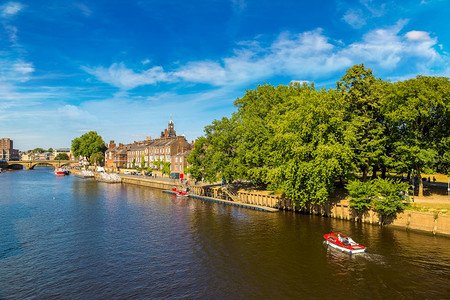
(348, 180), (375, 215)
(372, 178), (410, 224)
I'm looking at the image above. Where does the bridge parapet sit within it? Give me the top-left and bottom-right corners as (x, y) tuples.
(4, 160), (78, 169)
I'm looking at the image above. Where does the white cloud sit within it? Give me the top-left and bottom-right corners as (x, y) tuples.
(405, 30), (431, 41)
(231, 0), (246, 13)
(290, 80), (310, 85)
(5, 25), (18, 42)
(74, 3), (92, 16)
(360, 0), (386, 18)
(84, 22), (445, 90)
(343, 9), (366, 29)
(342, 0), (386, 29)
(82, 62), (175, 90)
(174, 61), (228, 86)
(1, 2), (23, 17)
(13, 61), (34, 75)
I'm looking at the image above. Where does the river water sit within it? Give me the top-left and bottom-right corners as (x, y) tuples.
(1, 168), (449, 299)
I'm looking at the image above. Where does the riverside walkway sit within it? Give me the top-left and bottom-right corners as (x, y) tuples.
(118, 174), (279, 213)
(163, 190), (279, 212)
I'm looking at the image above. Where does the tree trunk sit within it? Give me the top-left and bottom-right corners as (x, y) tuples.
(381, 166), (387, 179)
(371, 165), (379, 180)
(417, 166), (424, 197)
(362, 166), (369, 182)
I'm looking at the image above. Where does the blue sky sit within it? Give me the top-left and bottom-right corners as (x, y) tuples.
(1, 0), (449, 151)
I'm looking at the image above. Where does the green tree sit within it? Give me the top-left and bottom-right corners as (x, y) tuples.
(383, 76), (449, 196)
(337, 64), (388, 181)
(162, 162), (171, 175)
(372, 178), (409, 224)
(141, 153), (146, 169)
(186, 137), (207, 181)
(132, 158), (136, 169)
(30, 148), (45, 153)
(71, 131), (106, 162)
(54, 153), (69, 160)
(90, 152), (105, 166)
(347, 180), (375, 216)
(188, 83), (354, 207)
(48, 148), (53, 153)
(153, 159), (163, 170)
(266, 86), (354, 207)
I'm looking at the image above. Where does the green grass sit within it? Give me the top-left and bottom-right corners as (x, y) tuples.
(406, 202), (450, 215)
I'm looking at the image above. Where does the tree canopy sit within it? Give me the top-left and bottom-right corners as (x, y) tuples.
(71, 131), (106, 161)
(54, 153), (69, 160)
(188, 65), (449, 205)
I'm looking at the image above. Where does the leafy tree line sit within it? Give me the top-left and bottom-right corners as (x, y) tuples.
(187, 64), (450, 209)
(28, 148), (53, 153)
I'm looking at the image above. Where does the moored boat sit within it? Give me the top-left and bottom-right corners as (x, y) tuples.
(172, 187), (189, 197)
(55, 167), (65, 176)
(324, 233), (366, 254)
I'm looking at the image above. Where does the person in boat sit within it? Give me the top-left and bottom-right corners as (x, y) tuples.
(337, 234), (343, 242)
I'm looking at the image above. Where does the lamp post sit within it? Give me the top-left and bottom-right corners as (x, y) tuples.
(411, 169), (415, 203)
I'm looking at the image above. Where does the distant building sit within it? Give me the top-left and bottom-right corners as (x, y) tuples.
(0, 138), (19, 161)
(38, 152), (53, 160)
(53, 148), (73, 159)
(106, 120), (192, 175)
(105, 141), (132, 168)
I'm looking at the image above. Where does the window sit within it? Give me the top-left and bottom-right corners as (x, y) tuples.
(175, 165), (178, 170)
(175, 157), (178, 162)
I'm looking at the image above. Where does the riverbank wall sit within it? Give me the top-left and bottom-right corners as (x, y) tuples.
(191, 185), (450, 236)
(75, 171), (450, 236)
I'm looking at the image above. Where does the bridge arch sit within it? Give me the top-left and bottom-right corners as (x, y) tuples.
(2, 160), (78, 170)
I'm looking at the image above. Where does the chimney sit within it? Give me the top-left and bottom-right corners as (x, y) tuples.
(161, 131), (164, 138)
(164, 129), (168, 138)
(146, 136), (151, 141)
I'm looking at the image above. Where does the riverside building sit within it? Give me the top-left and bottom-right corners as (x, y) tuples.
(0, 138), (19, 161)
(105, 120), (192, 176)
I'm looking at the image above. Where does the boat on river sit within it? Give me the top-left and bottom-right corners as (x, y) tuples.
(324, 233), (366, 254)
(172, 187), (189, 197)
(55, 167), (65, 176)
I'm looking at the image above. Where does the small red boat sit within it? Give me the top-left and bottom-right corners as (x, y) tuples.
(55, 167), (65, 176)
(324, 233), (366, 254)
(172, 187), (188, 197)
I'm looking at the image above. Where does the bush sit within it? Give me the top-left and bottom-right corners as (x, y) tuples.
(348, 180), (375, 215)
(372, 178), (409, 223)
(346, 178), (410, 224)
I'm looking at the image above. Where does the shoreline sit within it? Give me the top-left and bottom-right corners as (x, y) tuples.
(72, 170), (450, 236)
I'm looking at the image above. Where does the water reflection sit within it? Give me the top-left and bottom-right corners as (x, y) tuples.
(0, 170), (449, 298)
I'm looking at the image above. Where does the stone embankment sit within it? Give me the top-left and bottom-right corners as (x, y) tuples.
(75, 171), (450, 236)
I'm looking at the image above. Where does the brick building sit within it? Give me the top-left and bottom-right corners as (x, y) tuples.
(171, 150), (191, 175)
(0, 138), (19, 161)
(105, 141), (132, 168)
(105, 121), (192, 174)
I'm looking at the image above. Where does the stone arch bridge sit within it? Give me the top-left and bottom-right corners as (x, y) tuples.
(2, 160), (78, 170)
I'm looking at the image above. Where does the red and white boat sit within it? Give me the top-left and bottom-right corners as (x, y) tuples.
(172, 187), (189, 197)
(55, 167), (65, 176)
(324, 233), (366, 254)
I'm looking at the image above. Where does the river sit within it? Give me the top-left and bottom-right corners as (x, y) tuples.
(1, 168), (449, 299)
